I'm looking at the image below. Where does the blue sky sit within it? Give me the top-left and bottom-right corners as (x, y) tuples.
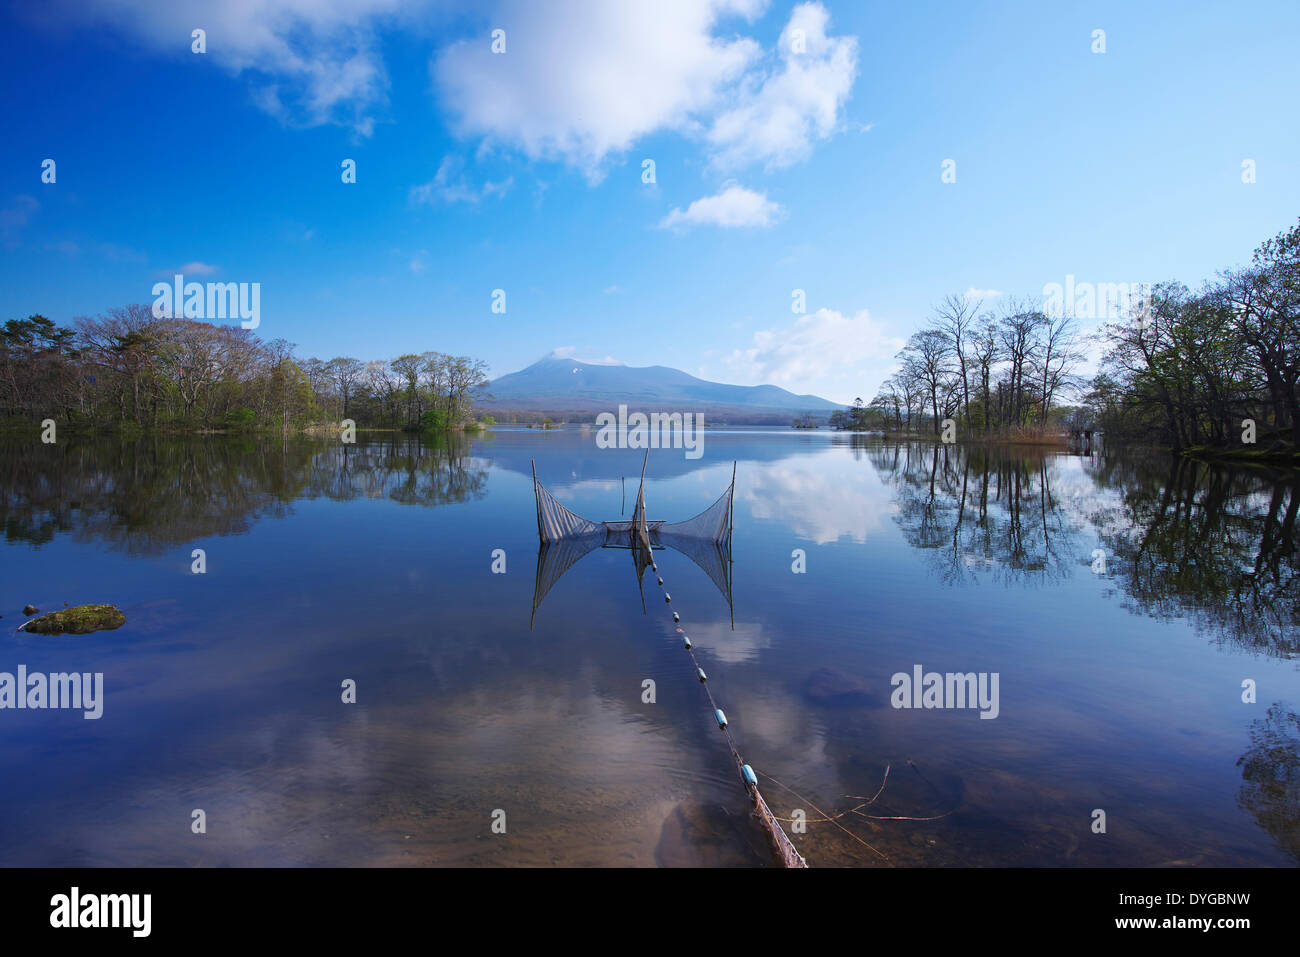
(1, 0), (1297, 404)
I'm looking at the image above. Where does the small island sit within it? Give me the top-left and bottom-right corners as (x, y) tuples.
(19, 605), (126, 635)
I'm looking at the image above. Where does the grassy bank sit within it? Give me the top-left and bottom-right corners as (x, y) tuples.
(876, 425), (1072, 448)
(1179, 442), (1300, 466)
(1, 420), (492, 439)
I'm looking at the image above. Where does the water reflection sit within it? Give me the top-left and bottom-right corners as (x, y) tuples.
(1088, 455), (1300, 656)
(744, 454), (892, 544)
(0, 433), (486, 554)
(2, 432), (1298, 866)
(866, 443), (1300, 652)
(869, 443), (1077, 585)
(1239, 704), (1300, 862)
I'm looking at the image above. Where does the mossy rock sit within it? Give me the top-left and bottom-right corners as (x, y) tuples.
(20, 604), (125, 635)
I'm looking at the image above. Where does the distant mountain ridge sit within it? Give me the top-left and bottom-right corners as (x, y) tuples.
(479, 357), (841, 422)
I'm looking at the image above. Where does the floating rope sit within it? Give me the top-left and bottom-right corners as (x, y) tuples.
(645, 535), (807, 869)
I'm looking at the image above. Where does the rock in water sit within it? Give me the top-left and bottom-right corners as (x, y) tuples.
(22, 604), (39, 616)
(20, 604), (126, 635)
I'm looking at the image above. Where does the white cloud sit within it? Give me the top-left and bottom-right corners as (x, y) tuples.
(411, 156), (513, 205)
(434, 0), (763, 179)
(721, 307), (905, 403)
(682, 620), (771, 664)
(74, 1), (858, 174)
(745, 453), (895, 544)
(434, 0), (857, 178)
(964, 287), (1002, 300)
(706, 2), (859, 170)
(658, 184), (780, 230)
(73, 0), (418, 134)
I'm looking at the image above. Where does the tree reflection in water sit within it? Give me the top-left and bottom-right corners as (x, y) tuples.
(868, 437), (1300, 862)
(0, 432), (487, 555)
(866, 438), (1299, 655)
(1238, 704), (1300, 863)
(1088, 454), (1299, 657)
(866, 440), (1076, 586)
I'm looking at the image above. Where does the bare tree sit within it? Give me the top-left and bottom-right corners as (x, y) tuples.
(970, 316), (1000, 434)
(325, 357), (365, 419)
(935, 293), (981, 428)
(997, 298), (1044, 428)
(1036, 312), (1084, 418)
(900, 328), (954, 434)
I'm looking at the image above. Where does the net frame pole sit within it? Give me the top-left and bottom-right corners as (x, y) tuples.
(729, 460), (736, 541)
(729, 461), (736, 630)
(635, 449), (652, 554)
(531, 459), (545, 542)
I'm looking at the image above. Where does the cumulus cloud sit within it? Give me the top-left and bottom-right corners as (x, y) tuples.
(434, 1), (857, 177)
(721, 307), (905, 403)
(435, 0), (762, 178)
(706, 2), (858, 170)
(71, 1), (858, 173)
(658, 184), (780, 230)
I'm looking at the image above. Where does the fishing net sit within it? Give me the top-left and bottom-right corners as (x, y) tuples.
(659, 480), (733, 547)
(530, 455), (805, 868)
(532, 462), (604, 540)
(530, 459), (735, 621)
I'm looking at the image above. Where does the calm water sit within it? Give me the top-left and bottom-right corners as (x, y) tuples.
(1, 430), (1298, 867)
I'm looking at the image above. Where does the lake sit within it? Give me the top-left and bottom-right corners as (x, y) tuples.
(1, 429), (1297, 867)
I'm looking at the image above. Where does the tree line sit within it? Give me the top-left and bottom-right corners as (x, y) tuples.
(298, 351), (490, 431)
(0, 303), (490, 433)
(834, 215), (1300, 453)
(831, 292), (1085, 436)
(1087, 217), (1300, 451)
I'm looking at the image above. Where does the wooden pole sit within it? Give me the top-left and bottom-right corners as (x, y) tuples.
(531, 459), (545, 542)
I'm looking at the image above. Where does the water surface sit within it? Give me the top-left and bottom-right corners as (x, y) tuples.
(1, 430), (1297, 866)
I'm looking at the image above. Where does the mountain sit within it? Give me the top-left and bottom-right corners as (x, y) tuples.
(479, 357), (842, 423)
